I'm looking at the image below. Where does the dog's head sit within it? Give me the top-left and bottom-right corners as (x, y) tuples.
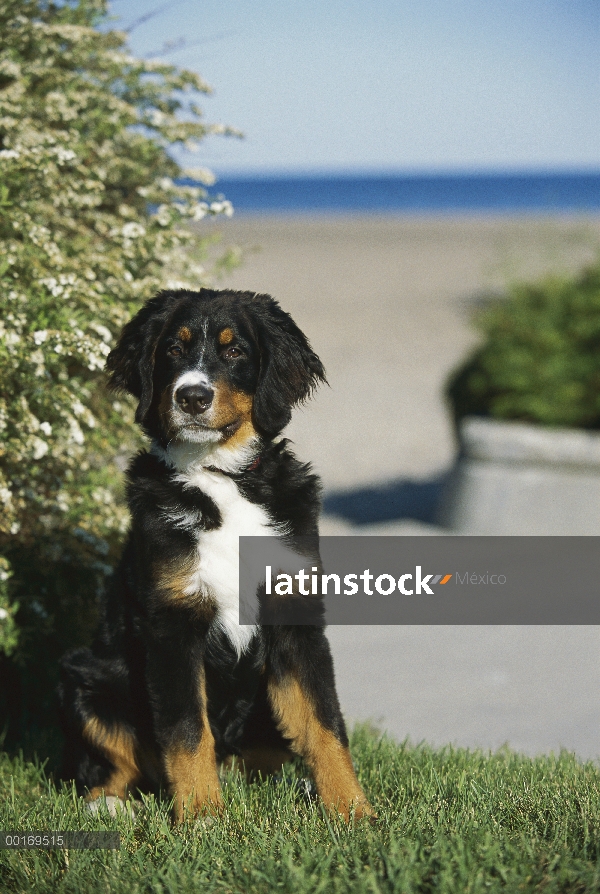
(106, 289), (326, 455)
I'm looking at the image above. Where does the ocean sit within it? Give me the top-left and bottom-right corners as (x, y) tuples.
(203, 171), (600, 215)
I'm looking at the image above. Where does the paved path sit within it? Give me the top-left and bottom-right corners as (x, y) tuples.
(327, 626), (600, 760)
(215, 214), (600, 759)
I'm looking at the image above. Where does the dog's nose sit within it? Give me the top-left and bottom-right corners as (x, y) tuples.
(175, 384), (214, 415)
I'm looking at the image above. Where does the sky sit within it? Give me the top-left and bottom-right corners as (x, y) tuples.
(111, 0), (600, 176)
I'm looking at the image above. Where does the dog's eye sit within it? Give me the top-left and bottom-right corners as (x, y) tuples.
(168, 344), (183, 357)
(222, 346), (243, 360)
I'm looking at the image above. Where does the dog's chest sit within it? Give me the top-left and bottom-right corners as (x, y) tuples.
(178, 470), (275, 654)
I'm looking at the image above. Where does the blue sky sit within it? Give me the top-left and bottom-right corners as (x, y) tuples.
(112, 0), (600, 176)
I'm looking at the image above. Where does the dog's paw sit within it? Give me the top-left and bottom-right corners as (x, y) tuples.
(86, 795), (139, 819)
(352, 802), (378, 824)
(192, 814), (218, 832)
(272, 775), (318, 802)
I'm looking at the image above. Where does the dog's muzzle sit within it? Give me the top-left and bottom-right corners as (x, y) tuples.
(175, 384), (214, 415)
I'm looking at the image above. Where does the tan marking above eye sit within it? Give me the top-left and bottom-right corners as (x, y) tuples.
(218, 328), (235, 345)
(177, 327), (192, 342)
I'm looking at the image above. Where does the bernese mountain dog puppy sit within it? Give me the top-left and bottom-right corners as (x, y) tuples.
(59, 288), (373, 822)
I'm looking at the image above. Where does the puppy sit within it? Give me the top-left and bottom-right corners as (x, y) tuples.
(59, 288), (372, 821)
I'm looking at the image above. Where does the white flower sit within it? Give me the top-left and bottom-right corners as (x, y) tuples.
(190, 202), (208, 221)
(33, 330), (48, 345)
(55, 147), (77, 164)
(0, 149), (20, 160)
(210, 200), (234, 217)
(30, 349), (46, 376)
(56, 492), (70, 512)
(151, 111), (167, 127)
(183, 167), (216, 186)
(39, 422), (52, 436)
(0, 609), (9, 621)
(0, 59), (20, 77)
(122, 222), (146, 239)
(89, 322), (112, 343)
(32, 438), (49, 460)
(41, 277), (64, 297)
(0, 488), (12, 505)
(155, 204), (171, 227)
(68, 418), (85, 445)
(92, 487), (112, 505)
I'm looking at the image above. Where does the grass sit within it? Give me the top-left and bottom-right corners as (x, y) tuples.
(1, 725), (600, 893)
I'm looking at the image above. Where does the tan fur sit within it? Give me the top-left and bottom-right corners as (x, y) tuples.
(211, 381), (257, 451)
(268, 677), (374, 820)
(164, 671), (223, 821)
(218, 327), (235, 345)
(224, 417), (258, 452)
(154, 556), (196, 602)
(178, 326), (192, 342)
(83, 718), (142, 801)
(153, 557), (218, 623)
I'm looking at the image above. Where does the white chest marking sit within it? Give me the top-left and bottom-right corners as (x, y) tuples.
(177, 468), (278, 656)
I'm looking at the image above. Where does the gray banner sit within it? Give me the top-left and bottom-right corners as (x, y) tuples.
(238, 536), (600, 624)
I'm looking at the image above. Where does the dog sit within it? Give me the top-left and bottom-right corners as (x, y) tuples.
(59, 288), (373, 821)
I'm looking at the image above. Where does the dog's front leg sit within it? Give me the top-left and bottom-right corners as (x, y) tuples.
(266, 627), (374, 821)
(144, 622), (223, 822)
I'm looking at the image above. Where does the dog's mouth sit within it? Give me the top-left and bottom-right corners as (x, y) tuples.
(177, 417), (243, 439)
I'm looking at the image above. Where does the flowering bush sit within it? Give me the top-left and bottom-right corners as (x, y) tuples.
(0, 0), (237, 745)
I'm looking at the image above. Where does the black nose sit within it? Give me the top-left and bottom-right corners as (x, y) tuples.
(175, 384), (214, 415)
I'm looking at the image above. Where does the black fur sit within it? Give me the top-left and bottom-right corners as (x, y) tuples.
(59, 289), (371, 820)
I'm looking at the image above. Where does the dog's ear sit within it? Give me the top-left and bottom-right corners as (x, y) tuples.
(250, 295), (326, 437)
(105, 291), (182, 424)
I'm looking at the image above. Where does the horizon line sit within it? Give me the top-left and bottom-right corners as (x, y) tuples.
(204, 166), (600, 181)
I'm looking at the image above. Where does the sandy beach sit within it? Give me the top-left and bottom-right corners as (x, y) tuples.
(207, 213), (600, 758)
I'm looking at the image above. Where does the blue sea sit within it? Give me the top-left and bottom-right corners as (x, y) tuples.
(205, 172), (600, 215)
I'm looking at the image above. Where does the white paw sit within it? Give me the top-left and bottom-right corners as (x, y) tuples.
(193, 814), (217, 831)
(86, 795), (138, 819)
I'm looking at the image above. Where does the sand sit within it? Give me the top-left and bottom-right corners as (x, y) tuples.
(204, 213), (600, 758)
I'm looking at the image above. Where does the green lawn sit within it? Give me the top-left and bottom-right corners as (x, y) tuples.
(1, 725), (600, 893)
